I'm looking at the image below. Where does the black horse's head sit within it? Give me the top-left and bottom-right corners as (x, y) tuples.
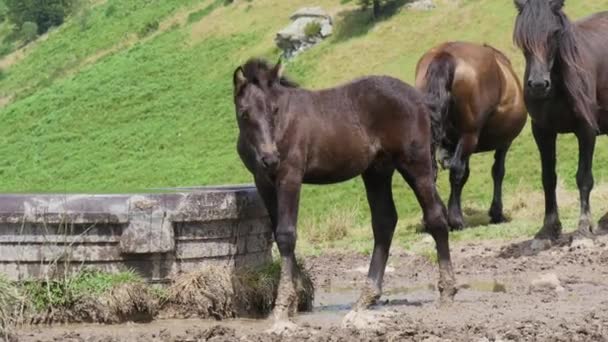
(232, 58), (297, 174)
(513, 0), (566, 98)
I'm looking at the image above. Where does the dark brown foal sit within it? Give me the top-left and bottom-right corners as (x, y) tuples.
(232, 58), (456, 328)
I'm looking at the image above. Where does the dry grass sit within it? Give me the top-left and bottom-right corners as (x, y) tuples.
(162, 261), (314, 319)
(162, 265), (236, 319)
(0, 275), (22, 341)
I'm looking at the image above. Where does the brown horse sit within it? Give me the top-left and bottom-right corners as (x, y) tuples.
(415, 41), (527, 230)
(232, 58), (456, 328)
(513, 0), (608, 240)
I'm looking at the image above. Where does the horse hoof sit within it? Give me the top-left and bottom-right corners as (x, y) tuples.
(534, 225), (561, 241)
(448, 218), (465, 231)
(489, 214), (509, 224)
(572, 227), (595, 240)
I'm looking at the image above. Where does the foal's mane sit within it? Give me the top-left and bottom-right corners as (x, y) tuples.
(241, 58), (299, 89)
(514, 1), (598, 131)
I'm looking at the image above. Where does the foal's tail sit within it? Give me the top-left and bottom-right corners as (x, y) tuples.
(422, 52), (456, 160)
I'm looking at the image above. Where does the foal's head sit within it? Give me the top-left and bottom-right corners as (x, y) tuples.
(232, 58), (297, 173)
(513, 0), (567, 98)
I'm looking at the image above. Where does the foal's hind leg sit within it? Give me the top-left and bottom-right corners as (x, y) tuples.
(395, 149), (456, 304)
(355, 167), (398, 310)
(489, 146), (509, 224)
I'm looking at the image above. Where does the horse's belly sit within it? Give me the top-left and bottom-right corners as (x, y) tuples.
(303, 157), (370, 184)
(477, 108), (527, 151)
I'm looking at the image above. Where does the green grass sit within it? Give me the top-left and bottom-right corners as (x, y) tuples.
(0, 0), (608, 256)
(23, 269), (141, 312)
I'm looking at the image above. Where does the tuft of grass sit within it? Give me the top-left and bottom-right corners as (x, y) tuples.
(23, 269), (142, 312)
(0, 274), (21, 340)
(187, 0), (222, 24)
(304, 21), (322, 38)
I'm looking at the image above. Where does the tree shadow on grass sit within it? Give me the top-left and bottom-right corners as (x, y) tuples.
(332, 0), (419, 44)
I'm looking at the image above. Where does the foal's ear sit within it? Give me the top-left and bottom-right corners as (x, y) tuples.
(270, 58), (285, 83)
(233, 66), (247, 94)
(514, 0), (527, 12)
(549, 0), (564, 12)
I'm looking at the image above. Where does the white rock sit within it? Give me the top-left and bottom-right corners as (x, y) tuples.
(531, 273), (565, 292)
(571, 238), (595, 249)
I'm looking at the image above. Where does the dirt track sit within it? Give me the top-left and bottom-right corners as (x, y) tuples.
(15, 234), (608, 341)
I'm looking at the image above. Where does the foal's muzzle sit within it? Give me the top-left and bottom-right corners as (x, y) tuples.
(260, 154), (279, 172)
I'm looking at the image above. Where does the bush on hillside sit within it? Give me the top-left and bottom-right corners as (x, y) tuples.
(0, 0), (8, 22)
(20, 21), (38, 43)
(5, 0), (79, 35)
(138, 19), (159, 38)
(358, 0), (398, 18)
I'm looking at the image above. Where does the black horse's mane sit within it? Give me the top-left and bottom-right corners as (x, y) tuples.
(241, 58), (299, 89)
(514, 0), (598, 131)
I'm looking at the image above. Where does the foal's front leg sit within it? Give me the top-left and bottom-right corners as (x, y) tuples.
(574, 127), (596, 238)
(271, 168), (303, 325)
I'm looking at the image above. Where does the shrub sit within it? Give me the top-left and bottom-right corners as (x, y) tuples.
(5, 0), (78, 34)
(105, 4), (117, 17)
(138, 20), (159, 38)
(20, 21), (38, 43)
(304, 21), (322, 38)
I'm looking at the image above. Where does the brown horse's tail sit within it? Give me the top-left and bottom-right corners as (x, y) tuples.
(422, 52), (456, 166)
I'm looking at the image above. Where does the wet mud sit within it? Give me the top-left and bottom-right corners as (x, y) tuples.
(14, 234), (608, 341)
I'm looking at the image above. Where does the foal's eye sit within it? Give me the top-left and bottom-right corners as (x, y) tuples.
(240, 110), (249, 120)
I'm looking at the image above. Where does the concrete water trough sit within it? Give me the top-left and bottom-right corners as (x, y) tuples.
(0, 185), (273, 282)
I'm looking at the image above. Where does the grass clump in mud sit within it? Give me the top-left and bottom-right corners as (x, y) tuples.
(22, 269), (157, 324)
(0, 274), (22, 341)
(162, 260), (314, 319)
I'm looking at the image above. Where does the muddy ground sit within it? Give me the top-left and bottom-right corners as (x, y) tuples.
(14, 234), (608, 342)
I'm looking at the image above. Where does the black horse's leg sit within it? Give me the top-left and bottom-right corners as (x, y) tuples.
(271, 168), (303, 323)
(448, 135), (475, 230)
(532, 123), (562, 240)
(396, 150), (456, 304)
(489, 146), (510, 224)
(574, 128), (596, 237)
(355, 167), (397, 310)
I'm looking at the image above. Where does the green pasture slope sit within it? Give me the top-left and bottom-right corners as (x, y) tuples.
(0, 0), (607, 253)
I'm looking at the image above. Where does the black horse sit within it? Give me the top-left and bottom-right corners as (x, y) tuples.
(232, 58), (456, 328)
(513, 0), (608, 239)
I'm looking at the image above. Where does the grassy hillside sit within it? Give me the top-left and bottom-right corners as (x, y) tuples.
(1, 0), (608, 254)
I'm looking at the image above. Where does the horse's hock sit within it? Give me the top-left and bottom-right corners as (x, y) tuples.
(0, 186), (273, 282)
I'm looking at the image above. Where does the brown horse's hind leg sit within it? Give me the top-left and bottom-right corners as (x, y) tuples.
(395, 149), (457, 304)
(355, 167), (398, 310)
(489, 146), (509, 224)
(448, 135), (476, 230)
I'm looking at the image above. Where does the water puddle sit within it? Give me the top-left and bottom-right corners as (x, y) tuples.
(17, 280), (508, 340)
